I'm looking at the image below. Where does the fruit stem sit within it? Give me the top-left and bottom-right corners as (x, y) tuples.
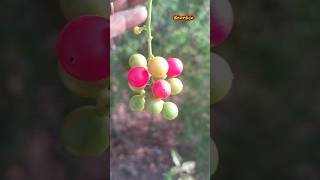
(146, 0), (154, 59)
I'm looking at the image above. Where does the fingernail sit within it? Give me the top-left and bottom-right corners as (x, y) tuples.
(134, 6), (147, 20)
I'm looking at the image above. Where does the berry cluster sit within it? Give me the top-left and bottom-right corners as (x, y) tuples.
(127, 54), (183, 120)
(56, 9), (109, 157)
(127, 0), (184, 121)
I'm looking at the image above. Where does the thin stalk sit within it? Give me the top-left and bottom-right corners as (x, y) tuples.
(146, 0), (154, 59)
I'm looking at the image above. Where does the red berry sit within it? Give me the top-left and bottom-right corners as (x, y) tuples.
(128, 67), (150, 88)
(167, 58), (183, 77)
(152, 80), (171, 99)
(211, 0), (234, 48)
(57, 16), (109, 82)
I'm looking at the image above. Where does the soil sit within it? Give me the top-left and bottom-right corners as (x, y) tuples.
(110, 102), (183, 180)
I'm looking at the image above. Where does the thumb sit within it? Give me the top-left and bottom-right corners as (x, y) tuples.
(110, 6), (147, 38)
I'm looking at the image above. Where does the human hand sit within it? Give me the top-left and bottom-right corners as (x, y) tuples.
(110, 0), (147, 38)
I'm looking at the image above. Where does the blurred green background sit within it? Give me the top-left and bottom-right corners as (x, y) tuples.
(0, 0), (108, 179)
(110, 0), (210, 179)
(213, 0), (320, 179)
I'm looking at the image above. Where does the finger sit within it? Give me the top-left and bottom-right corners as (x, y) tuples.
(110, 6), (147, 38)
(113, 0), (146, 12)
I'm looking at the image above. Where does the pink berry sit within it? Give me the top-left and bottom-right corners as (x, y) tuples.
(167, 58), (183, 77)
(128, 67), (150, 88)
(152, 80), (171, 99)
(211, 0), (234, 48)
(57, 16), (109, 82)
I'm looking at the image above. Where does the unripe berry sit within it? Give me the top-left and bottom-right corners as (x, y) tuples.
(167, 78), (183, 95)
(59, 65), (107, 98)
(129, 95), (145, 112)
(162, 102), (179, 120)
(57, 16), (109, 82)
(167, 58), (183, 77)
(62, 106), (108, 157)
(211, 53), (233, 103)
(146, 98), (164, 114)
(128, 83), (145, 94)
(152, 80), (171, 99)
(129, 53), (147, 68)
(148, 56), (169, 79)
(128, 67), (150, 88)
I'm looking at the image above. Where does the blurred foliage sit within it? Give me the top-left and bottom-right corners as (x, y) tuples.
(0, 0), (107, 179)
(111, 0), (210, 179)
(213, 0), (320, 180)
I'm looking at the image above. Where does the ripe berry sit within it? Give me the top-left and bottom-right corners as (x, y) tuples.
(59, 65), (107, 98)
(152, 80), (171, 99)
(129, 53), (147, 68)
(57, 16), (109, 82)
(167, 78), (183, 95)
(148, 56), (169, 79)
(128, 67), (150, 88)
(167, 58), (183, 77)
(146, 98), (164, 114)
(129, 95), (145, 112)
(162, 102), (179, 120)
(211, 0), (234, 47)
(211, 53), (233, 103)
(60, 0), (108, 20)
(62, 106), (108, 157)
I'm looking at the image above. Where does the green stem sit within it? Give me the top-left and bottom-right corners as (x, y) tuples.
(146, 0), (154, 59)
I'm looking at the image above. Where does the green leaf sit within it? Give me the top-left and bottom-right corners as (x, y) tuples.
(169, 166), (181, 175)
(171, 149), (183, 166)
(164, 174), (173, 180)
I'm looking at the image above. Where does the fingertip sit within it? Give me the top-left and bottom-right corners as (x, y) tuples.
(135, 6), (148, 22)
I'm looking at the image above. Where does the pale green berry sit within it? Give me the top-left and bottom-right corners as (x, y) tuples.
(211, 53), (233, 103)
(146, 98), (164, 114)
(129, 95), (145, 112)
(129, 53), (147, 68)
(62, 106), (108, 157)
(162, 102), (179, 120)
(167, 78), (183, 95)
(128, 83), (145, 94)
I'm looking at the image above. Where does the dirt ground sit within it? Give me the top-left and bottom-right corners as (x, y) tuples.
(110, 102), (184, 180)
